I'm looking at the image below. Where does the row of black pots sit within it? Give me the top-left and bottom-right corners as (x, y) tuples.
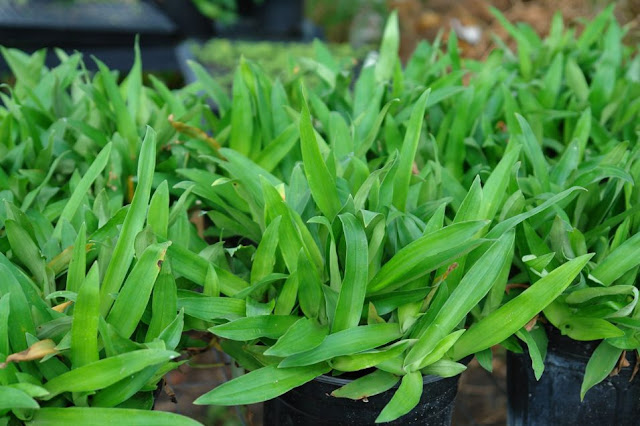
(259, 329), (640, 425)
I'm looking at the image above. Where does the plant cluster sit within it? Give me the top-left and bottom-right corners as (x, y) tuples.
(0, 4), (637, 425)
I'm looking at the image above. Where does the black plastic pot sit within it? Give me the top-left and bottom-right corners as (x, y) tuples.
(507, 327), (640, 426)
(263, 372), (462, 425)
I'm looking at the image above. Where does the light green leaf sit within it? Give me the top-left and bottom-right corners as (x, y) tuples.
(331, 369), (399, 400)
(194, 363), (330, 406)
(279, 323), (402, 368)
(375, 371), (422, 423)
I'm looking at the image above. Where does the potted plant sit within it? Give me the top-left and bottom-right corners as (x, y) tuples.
(466, 7), (640, 424)
(0, 43), (221, 424)
(173, 69), (593, 421)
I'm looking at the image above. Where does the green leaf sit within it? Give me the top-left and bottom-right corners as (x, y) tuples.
(516, 114), (549, 193)
(106, 242), (169, 338)
(70, 263), (100, 368)
(194, 363), (330, 406)
(299, 93), (341, 220)
(421, 359), (467, 377)
(480, 145), (521, 220)
(297, 249), (323, 319)
(590, 232), (640, 286)
(332, 341), (410, 372)
(65, 223), (87, 293)
(177, 294), (245, 321)
(375, 371), (422, 423)
(375, 11), (399, 83)
(210, 315), (299, 341)
(580, 341), (621, 400)
(331, 369), (399, 400)
(146, 270), (178, 342)
(0, 386), (39, 410)
(5, 219), (47, 286)
(229, 68), (253, 157)
(148, 181), (169, 239)
(515, 328), (546, 380)
(264, 318), (328, 357)
(26, 407), (202, 426)
(367, 221), (488, 294)
(560, 317), (624, 341)
(279, 323), (402, 368)
(451, 254), (593, 360)
(251, 216), (281, 284)
(405, 231), (514, 371)
(43, 349), (178, 398)
(392, 89), (430, 211)
(333, 214), (369, 332)
(100, 128), (156, 315)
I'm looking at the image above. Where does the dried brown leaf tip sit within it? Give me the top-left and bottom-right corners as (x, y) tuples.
(505, 283), (529, 295)
(630, 351), (640, 383)
(168, 114), (225, 159)
(611, 351), (631, 377)
(524, 314), (539, 332)
(0, 339), (57, 368)
(52, 300), (73, 313)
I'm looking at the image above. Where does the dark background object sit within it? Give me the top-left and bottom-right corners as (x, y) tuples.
(215, 0), (306, 41)
(264, 373), (462, 425)
(0, 0), (211, 72)
(507, 327), (640, 426)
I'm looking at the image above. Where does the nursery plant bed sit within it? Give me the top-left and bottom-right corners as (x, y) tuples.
(507, 326), (640, 426)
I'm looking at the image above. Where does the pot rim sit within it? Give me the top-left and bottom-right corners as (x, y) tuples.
(314, 355), (473, 387)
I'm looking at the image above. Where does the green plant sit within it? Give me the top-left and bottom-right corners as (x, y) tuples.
(0, 128), (201, 424)
(0, 44), (221, 424)
(181, 43), (593, 422)
(472, 6), (640, 398)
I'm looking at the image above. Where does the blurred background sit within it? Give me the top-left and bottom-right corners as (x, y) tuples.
(1, 0), (638, 83)
(0, 0), (637, 424)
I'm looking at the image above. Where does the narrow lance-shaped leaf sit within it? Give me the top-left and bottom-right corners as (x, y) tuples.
(297, 248), (323, 319)
(451, 253), (593, 360)
(404, 231), (515, 371)
(299, 92), (342, 220)
(100, 128), (156, 315)
(392, 89), (430, 211)
(333, 214), (369, 332)
(94, 59), (138, 156)
(43, 349), (178, 398)
(194, 363), (330, 406)
(229, 65), (253, 156)
(251, 216), (281, 284)
(0, 386), (39, 410)
(516, 114), (550, 193)
(265, 318), (329, 358)
(210, 315), (299, 341)
(368, 220), (488, 294)
(5, 219), (47, 287)
(27, 407), (202, 426)
(65, 223), (86, 293)
(145, 265), (178, 342)
(148, 180), (169, 239)
(375, 11), (399, 83)
(70, 263), (100, 368)
(106, 241), (170, 337)
(279, 323), (402, 368)
(375, 371), (422, 423)
(590, 232), (640, 286)
(580, 341), (621, 400)
(331, 370), (399, 400)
